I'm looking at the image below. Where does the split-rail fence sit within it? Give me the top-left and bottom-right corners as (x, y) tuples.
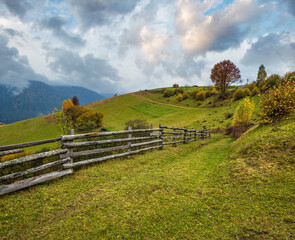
(0, 125), (210, 196)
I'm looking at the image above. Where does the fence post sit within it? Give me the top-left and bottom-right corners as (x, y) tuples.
(150, 124), (153, 152)
(159, 124), (164, 150)
(194, 130), (197, 141)
(173, 127), (176, 147)
(184, 127), (187, 143)
(127, 126), (132, 159)
(201, 129), (205, 140)
(67, 129), (74, 163)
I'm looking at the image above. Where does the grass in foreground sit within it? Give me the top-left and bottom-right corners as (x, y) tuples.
(1, 120), (294, 239)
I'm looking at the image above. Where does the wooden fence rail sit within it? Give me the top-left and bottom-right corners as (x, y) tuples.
(0, 125), (210, 196)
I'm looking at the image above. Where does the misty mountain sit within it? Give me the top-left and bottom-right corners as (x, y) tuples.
(0, 81), (105, 124)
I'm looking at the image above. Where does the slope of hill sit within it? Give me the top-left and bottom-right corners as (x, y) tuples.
(0, 87), (294, 239)
(0, 81), (105, 124)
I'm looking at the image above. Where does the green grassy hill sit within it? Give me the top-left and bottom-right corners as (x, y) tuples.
(0, 87), (294, 239)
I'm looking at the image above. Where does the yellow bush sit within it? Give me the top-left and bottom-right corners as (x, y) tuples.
(62, 99), (74, 112)
(176, 93), (183, 102)
(232, 97), (254, 126)
(259, 78), (295, 123)
(195, 90), (205, 101)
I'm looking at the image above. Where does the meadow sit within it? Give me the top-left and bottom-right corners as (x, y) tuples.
(0, 86), (294, 239)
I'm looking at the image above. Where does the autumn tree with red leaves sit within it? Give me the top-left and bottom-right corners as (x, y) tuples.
(210, 60), (241, 97)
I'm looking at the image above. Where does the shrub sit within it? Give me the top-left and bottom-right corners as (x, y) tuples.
(224, 89), (232, 98)
(226, 123), (250, 139)
(177, 93), (183, 102)
(173, 83), (179, 88)
(195, 90), (205, 101)
(209, 86), (214, 91)
(125, 119), (150, 137)
(163, 90), (173, 97)
(259, 78), (295, 123)
(232, 97), (254, 126)
(244, 88), (251, 97)
(205, 91), (211, 98)
(182, 91), (189, 100)
(233, 89), (246, 100)
(174, 88), (183, 95)
(210, 90), (216, 96)
(76, 111), (103, 132)
(251, 87), (258, 96)
(191, 89), (199, 98)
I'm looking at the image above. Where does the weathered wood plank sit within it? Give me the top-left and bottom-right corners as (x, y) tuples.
(0, 149), (67, 169)
(63, 145), (161, 169)
(0, 169), (73, 196)
(0, 158), (71, 183)
(62, 136), (156, 148)
(61, 129), (161, 141)
(162, 136), (185, 140)
(162, 131), (184, 135)
(0, 138), (61, 152)
(131, 140), (162, 148)
(0, 149), (24, 157)
(60, 145), (129, 158)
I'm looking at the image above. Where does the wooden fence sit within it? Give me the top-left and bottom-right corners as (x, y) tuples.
(0, 125), (210, 196)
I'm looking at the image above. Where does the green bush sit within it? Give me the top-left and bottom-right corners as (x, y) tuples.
(224, 89), (232, 98)
(195, 90), (205, 101)
(125, 119), (150, 137)
(234, 89), (246, 100)
(205, 91), (211, 98)
(244, 88), (251, 97)
(251, 87), (258, 96)
(182, 91), (189, 100)
(163, 90), (174, 97)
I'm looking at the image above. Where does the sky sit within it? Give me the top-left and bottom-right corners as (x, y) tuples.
(0, 0), (294, 95)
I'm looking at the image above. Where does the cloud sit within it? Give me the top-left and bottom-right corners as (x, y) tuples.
(0, 33), (47, 92)
(45, 48), (122, 93)
(175, 0), (263, 55)
(67, 0), (138, 30)
(241, 33), (295, 73)
(40, 16), (85, 47)
(0, 0), (45, 19)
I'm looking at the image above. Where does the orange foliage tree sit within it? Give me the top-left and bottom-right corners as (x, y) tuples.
(210, 60), (241, 97)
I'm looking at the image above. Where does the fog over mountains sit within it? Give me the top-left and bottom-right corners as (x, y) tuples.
(0, 81), (105, 124)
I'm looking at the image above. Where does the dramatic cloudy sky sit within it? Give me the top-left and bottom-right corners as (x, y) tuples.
(0, 0), (294, 94)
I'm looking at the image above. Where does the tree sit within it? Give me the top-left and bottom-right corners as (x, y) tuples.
(72, 96), (80, 106)
(257, 64), (267, 83)
(210, 60), (241, 98)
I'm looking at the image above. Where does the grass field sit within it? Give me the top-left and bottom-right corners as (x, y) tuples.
(0, 88), (294, 239)
(1, 117), (294, 239)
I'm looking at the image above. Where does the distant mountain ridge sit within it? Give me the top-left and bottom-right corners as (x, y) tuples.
(0, 80), (105, 124)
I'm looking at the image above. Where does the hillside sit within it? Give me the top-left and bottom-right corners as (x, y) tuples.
(0, 87), (294, 239)
(0, 81), (105, 124)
